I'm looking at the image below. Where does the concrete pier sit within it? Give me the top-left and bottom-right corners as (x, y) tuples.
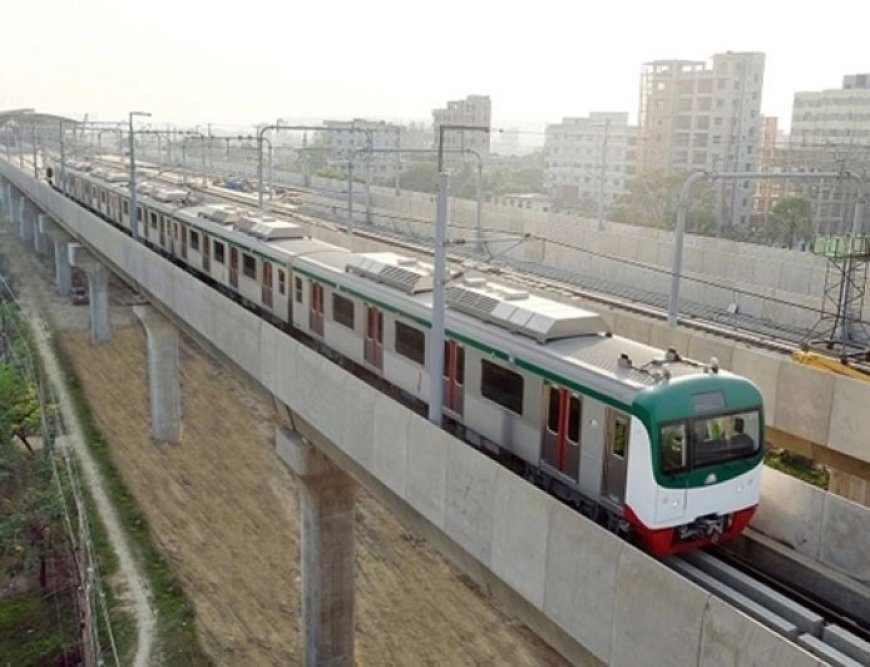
(133, 305), (182, 443)
(18, 198), (33, 244)
(34, 213), (48, 254)
(277, 426), (356, 667)
(49, 228), (72, 295)
(68, 244), (111, 344)
(11, 190), (21, 225)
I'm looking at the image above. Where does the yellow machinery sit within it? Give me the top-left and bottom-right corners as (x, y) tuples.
(792, 349), (870, 382)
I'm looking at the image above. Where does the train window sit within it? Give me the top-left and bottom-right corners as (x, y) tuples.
(547, 386), (560, 432)
(150, 212), (158, 228)
(395, 321), (425, 365)
(691, 410), (760, 468)
(332, 293), (355, 329)
(137, 207), (142, 221)
(612, 415), (629, 458)
(294, 277), (303, 303)
(213, 241), (225, 264)
(190, 230), (200, 251)
(481, 360), (524, 415)
(123, 201), (129, 214)
(569, 396), (581, 442)
(278, 270), (286, 295)
(242, 254), (256, 279)
(660, 423), (687, 474)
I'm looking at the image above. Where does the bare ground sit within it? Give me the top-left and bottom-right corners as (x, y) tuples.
(5, 233), (570, 664)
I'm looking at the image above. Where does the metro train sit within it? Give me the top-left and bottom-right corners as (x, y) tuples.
(46, 160), (765, 556)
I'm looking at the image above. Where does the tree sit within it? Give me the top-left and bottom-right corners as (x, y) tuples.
(611, 170), (718, 234)
(765, 195), (814, 247)
(399, 161), (438, 193)
(0, 364), (42, 453)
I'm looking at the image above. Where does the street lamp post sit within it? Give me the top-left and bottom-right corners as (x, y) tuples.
(30, 115), (39, 180)
(427, 124), (490, 425)
(128, 110), (151, 241)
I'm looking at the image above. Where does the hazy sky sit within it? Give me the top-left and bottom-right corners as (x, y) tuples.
(2, 0), (868, 133)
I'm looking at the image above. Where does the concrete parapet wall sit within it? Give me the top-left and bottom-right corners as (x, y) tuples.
(0, 159), (825, 666)
(753, 467), (870, 584)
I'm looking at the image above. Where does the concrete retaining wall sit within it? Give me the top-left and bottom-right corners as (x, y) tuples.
(1, 160), (827, 665)
(752, 467), (870, 585)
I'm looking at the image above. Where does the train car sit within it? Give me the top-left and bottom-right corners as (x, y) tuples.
(49, 161), (765, 556)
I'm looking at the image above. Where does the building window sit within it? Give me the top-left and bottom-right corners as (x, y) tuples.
(332, 293), (355, 329)
(213, 241), (225, 264)
(481, 359), (524, 415)
(190, 230), (200, 251)
(242, 254), (256, 279)
(395, 321), (425, 365)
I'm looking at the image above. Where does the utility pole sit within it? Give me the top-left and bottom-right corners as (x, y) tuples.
(597, 119), (610, 231)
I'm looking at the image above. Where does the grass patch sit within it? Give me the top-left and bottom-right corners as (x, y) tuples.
(765, 448), (830, 489)
(50, 339), (213, 666)
(0, 595), (79, 665)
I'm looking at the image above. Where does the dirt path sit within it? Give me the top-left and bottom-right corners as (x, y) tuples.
(0, 225), (156, 667)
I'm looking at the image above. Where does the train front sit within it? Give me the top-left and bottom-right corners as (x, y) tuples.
(624, 372), (765, 556)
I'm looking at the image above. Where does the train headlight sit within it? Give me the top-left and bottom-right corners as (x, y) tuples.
(704, 472), (718, 485)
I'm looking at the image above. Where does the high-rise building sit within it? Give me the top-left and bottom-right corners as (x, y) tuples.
(638, 51), (765, 226)
(792, 74), (870, 148)
(432, 95), (491, 167)
(544, 112), (637, 211)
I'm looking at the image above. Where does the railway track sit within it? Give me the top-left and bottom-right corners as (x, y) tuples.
(670, 546), (870, 666)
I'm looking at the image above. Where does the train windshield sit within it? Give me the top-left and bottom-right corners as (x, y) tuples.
(660, 409), (761, 475)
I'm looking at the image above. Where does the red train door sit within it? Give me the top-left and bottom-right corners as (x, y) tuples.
(229, 247), (239, 289)
(443, 340), (464, 415)
(309, 283), (324, 336)
(364, 305), (382, 369)
(541, 384), (582, 481)
(262, 262), (273, 309)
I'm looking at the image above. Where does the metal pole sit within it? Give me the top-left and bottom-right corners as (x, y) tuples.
(200, 137), (206, 187)
(129, 111), (151, 241)
(18, 123), (24, 168)
(181, 140), (187, 185)
(394, 126), (401, 197)
(347, 159), (354, 236)
(597, 119), (610, 231)
(257, 129), (265, 209)
(668, 171), (706, 327)
(475, 161), (484, 252)
(31, 117), (38, 180)
(365, 130), (373, 225)
(428, 170), (449, 425)
(129, 122), (138, 239)
(268, 140), (273, 200)
(59, 121), (66, 193)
